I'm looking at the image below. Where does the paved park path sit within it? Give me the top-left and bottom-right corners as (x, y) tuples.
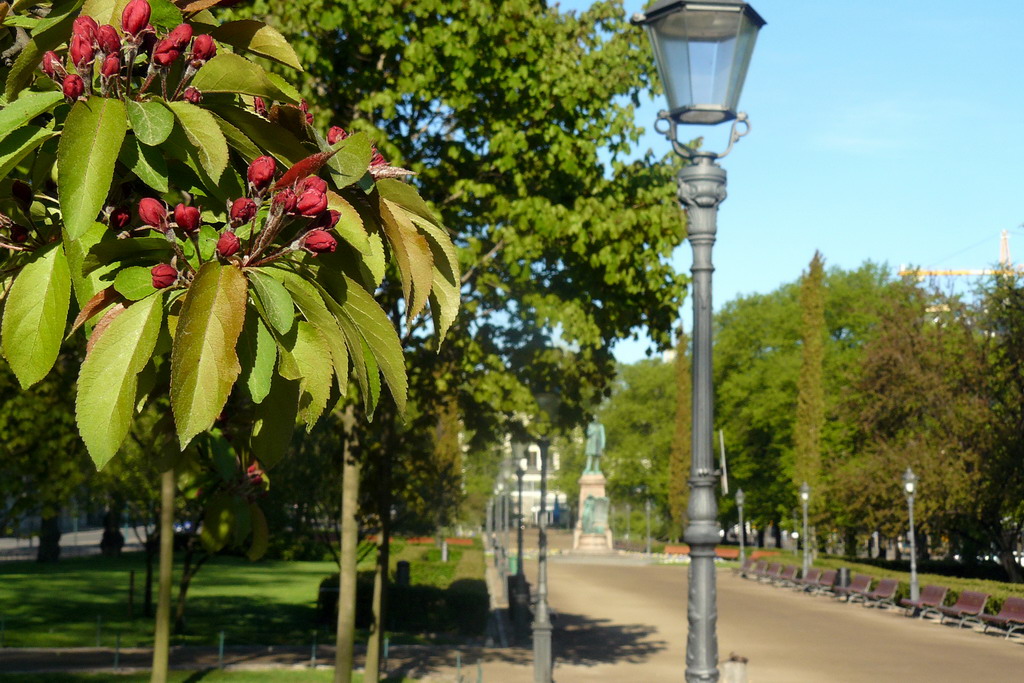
(6, 531), (1024, 681)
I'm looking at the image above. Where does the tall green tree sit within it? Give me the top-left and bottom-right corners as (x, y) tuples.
(794, 251), (825, 491)
(668, 330), (691, 541)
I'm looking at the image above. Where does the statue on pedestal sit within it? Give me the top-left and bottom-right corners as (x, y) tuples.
(584, 420), (606, 475)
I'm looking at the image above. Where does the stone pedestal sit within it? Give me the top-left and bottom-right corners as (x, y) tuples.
(572, 473), (614, 553)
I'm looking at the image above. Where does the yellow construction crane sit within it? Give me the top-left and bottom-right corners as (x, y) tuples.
(899, 230), (1021, 279)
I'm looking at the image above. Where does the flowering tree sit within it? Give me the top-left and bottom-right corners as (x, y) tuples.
(0, 0), (458, 671)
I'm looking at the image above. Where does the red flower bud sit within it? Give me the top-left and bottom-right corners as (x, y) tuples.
(69, 34), (95, 70)
(72, 16), (99, 43)
(191, 34), (216, 64)
(121, 0), (152, 37)
(296, 176), (328, 195)
(108, 206), (131, 230)
(247, 156), (276, 191)
(183, 86), (202, 104)
(272, 188), (297, 213)
(152, 39), (180, 67)
(296, 188), (327, 217)
(253, 96), (267, 117)
(9, 225), (29, 243)
(62, 74), (85, 101)
(229, 197), (257, 226)
(138, 197), (167, 229)
(310, 210), (341, 231)
(167, 23), (193, 50)
(151, 264), (178, 289)
(370, 148), (387, 167)
(303, 229), (337, 254)
(327, 126), (349, 145)
(216, 231), (240, 257)
(40, 51), (62, 78)
(173, 203), (201, 233)
(100, 53), (121, 78)
(299, 99), (313, 126)
(96, 25), (121, 54)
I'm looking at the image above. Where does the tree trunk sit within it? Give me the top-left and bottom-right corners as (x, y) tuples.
(996, 529), (1024, 583)
(36, 514), (61, 563)
(365, 452), (392, 683)
(334, 406), (360, 683)
(151, 468), (175, 683)
(173, 538), (208, 634)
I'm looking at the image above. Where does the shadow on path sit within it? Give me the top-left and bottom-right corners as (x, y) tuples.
(553, 611), (666, 666)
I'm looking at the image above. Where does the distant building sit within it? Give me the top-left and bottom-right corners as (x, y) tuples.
(503, 435), (568, 528)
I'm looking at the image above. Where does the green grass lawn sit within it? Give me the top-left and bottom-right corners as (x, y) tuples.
(0, 540), (485, 649)
(0, 672), (411, 682)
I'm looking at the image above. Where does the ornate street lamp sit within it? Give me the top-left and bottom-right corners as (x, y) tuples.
(532, 390), (561, 683)
(632, 2), (765, 681)
(735, 488), (745, 567)
(799, 482), (810, 578)
(903, 468), (919, 601)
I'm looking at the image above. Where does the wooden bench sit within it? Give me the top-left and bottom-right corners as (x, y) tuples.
(899, 584), (948, 618)
(811, 568), (838, 595)
(980, 596), (1024, 637)
(747, 560), (768, 580)
(861, 577), (900, 609)
(774, 565), (799, 587)
(759, 563), (783, 583)
(937, 590), (989, 628)
(833, 574), (873, 602)
(733, 557), (756, 577)
(796, 567), (822, 591)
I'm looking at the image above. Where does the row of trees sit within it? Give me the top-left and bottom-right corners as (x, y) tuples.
(598, 255), (1024, 582)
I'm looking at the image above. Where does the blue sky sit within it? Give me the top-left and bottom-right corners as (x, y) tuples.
(567, 0), (1024, 362)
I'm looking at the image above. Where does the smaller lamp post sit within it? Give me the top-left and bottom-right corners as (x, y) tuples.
(532, 390), (561, 683)
(736, 488), (746, 567)
(516, 460), (526, 578)
(903, 468), (919, 601)
(645, 497), (653, 555)
(799, 482), (810, 577)
(626, 502), (632, 541)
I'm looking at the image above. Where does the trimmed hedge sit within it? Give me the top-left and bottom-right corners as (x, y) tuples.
(317, 573), (489, 636)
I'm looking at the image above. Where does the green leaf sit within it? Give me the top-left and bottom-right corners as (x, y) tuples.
(326, 132), (372, 189)
(0, 125), (54, 182)
(237, 309), (276, 404)
(126, 100), (174, 147)
(66, 223), (124, 307)
(1, 243), (71, 388)
(209, 20), (303, 71)
(119, 137), (169, 193)
(246, 269), (294, 335)
(326, 192), (371, 255)
(250, 372), (299, 468)
(247, 504), (269, 560)
(200, 492), (235, 552)
(166, 101), (229, 183)
(380, 197), (434, 323)
(210, 112), (263, 161)
(0, 90), (64, 135)
(263, 266), (349, 396)
(83, 236), (174, 275)
(190, 53), (298, 103)
(170, 262), (248, 449)
(429, 267), (461, 344)
(57, 97), (128, 240)
(113, 266), (157, 301)
(206, 104), (307, 164)
(284, 321), (333, 429)
(376, 178), (441, 227)
(313, 269), (406, 416)
(198, 224), (218, 261)
(75, 293), (164, 468)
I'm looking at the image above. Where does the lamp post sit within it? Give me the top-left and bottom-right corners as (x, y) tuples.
(645, 497), (653, 555)
(516, 462), (526, 578)
(532, 391), (561, 683)
(800, 482), (810, 577)
(632, 2), (765, 680)
(903, 468), (919, 602)
(736, 488), (745, 567)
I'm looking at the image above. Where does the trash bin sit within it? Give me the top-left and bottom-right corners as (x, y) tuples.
(838, 567), (850, 588)
(396, 560), (410, 587)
